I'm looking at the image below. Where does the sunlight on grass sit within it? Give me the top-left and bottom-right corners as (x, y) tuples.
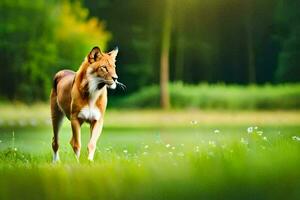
(0, 106), (300, 199)
(0, 127), (300, 199)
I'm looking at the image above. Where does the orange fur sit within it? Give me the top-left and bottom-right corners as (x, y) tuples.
(50, 47), (119, 162)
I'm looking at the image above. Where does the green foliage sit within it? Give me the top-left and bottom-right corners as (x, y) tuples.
(0, 0), (110, 101)
(275, 0), (300, 82)
(54, 1), (111, 70)
(111, 83), (300, 110)
(0, 0), (56, 100)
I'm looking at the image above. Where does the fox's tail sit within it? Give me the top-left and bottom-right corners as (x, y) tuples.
(52, 74), (59, 93)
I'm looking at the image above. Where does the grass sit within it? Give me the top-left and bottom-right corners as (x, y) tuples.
(0, 104), (300, 199)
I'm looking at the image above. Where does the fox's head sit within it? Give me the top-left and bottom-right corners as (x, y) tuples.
(85, 46), (119, 91)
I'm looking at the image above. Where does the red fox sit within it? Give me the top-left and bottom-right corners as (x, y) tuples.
(50, 46), (124, 162)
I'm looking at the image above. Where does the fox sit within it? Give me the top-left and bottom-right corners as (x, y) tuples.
(50, 46), (125, 162)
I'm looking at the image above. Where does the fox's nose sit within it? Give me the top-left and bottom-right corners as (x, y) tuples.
(112, 75), (118, 81)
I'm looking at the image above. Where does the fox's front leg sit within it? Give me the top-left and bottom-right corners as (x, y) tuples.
(88, 119), (104, 161)
(70, 118), (82, 161)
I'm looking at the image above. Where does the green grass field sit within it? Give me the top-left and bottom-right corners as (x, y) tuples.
(0, 104), (300, 200)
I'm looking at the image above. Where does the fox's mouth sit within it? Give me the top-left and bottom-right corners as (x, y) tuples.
(96, 79), (116, 89)
(97, 82), (106, 89)
(105, 80), (115, 85)
(96, 78), (126, 90)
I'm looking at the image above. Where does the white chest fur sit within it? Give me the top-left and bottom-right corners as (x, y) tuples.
(78, 82), (104, 121)
(78, 105), (101, 121)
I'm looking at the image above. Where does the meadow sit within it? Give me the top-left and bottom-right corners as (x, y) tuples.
(0, 104), (300, 199)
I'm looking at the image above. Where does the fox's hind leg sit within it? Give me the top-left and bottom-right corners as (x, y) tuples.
(50, 89), (64, 162)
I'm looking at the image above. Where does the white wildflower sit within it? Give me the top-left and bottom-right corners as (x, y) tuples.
(190, 120), (198, 125)
(165, 144), (171, 148)
(257, 131), (263, 136)
(247, 127), (253, 134)
(144, 145), (149, 149)
(292, 136), (300, 141)
(214, 129), (220, 134)
(263, 136), (268, 141)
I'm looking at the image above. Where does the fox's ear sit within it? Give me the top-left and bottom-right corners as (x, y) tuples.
(108, 46), (118, 61)
(88, 47), (102, 63)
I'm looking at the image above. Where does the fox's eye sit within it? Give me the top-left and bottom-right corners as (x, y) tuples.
(100, 66), (108, 72)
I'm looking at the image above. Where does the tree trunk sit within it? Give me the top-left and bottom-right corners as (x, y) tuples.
(160, 0), (172, 109)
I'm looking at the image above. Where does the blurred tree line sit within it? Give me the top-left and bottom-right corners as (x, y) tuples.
(84, 0), (300, 89)
(0, 0), (300, 101)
